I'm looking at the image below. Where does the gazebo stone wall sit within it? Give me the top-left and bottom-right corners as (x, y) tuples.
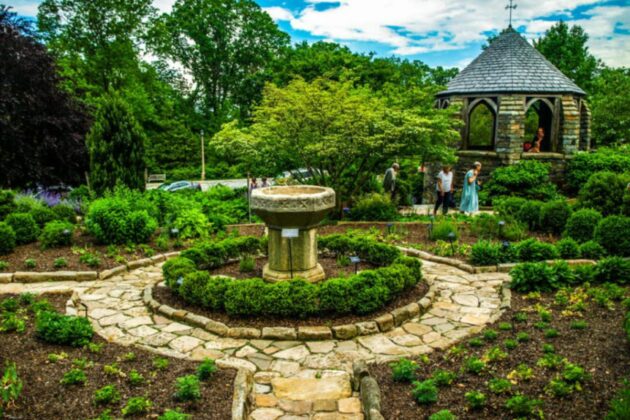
(423, 28), (590, 205)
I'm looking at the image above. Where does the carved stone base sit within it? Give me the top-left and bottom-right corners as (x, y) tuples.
(262, 263), (326, 283)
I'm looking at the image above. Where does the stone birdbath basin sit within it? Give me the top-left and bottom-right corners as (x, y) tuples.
(250, 185), (336, 283)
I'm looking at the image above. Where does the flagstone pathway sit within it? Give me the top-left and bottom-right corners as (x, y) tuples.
(0, 259), (510, 419)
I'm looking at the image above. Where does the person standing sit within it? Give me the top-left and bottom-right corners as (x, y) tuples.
(249, 177), (259, 192)
(261, 177), (269, 188)
(383, 163), (400, 201)
(460, 162), (482, 215)
(434, 165), (454, 216)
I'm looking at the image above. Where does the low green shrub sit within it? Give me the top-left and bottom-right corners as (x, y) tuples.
(174, 375), (201, 402)
(488, 378), (512, 394)
(469, 241), (514, 266)
(465, 356), (485, 374)
(128, 370), (144, 386)
(0, 362), (23, 414)
(515, 238), (559, 262)
(390, 358), (418, 382)
(579, 241), (607, 260)
(556, 238), (581, 259)
(430, 220), (458, 241)
(465, 390), (486, 409)
(605, 381), (630, 419)
(494, 197), (528, 218)
(349, 193), (398, 221)
(432, 369), (457, 387)
(516, 200), (544, 231)
(86, 197), (157, 244)
(197, 358), (217, 381)
(594, 257), (630, 284)
(540, 200), (572, 235)
(159, 410), (192, 420)
(505, 394), (542, 417)
(595, 216), (630, 256)
(35, 311), (93, 347)
(122, 396), (152, 417)
(564, 209), (603, 243)
(170, 208), (209, 240)
(5, 213), (39, 244)
(94, 385), (121, 405)
(483, 160), (558, 201)
(411, 379), (438, 404)
(60, 368), (87, 386)
(428, 410), (456, 420)
(162, 257), (197, 291)
(180, 236), (262, 269)
(0, 190), (16, 219)
(29, 205), (56, 228)
(566, 148), (630, 194)
(239, 255), (255, 273)
(510, 262), (558, 292)
(0, 222), (16, 255)
(578, 171), (630, 216)
(319, 233), (401, 266)
(39, 221), (74, 249)
(52, 204), (77, 224)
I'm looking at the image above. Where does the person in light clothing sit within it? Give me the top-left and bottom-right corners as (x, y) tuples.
(460, 161), (482, 215)
(383, 163), (400, 201)
(434, 165), (454, 216)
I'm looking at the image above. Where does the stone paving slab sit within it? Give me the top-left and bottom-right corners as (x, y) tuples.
(0, 257), (511, 419)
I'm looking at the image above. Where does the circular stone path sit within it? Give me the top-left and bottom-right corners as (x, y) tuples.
(0, 259), (510, 420)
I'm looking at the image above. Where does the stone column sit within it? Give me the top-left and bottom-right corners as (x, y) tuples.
(496, 95), (526, 164)
(579, 100), (592, 151)
(560, 95), (580, 155)
(265, 227), (323, 283)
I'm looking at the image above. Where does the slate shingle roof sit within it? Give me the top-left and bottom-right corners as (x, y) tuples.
(438, 27), (586, 96)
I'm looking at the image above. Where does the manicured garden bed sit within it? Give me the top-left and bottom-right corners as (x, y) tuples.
(371, 285), (630, 419)
(0, 293), (236, 419)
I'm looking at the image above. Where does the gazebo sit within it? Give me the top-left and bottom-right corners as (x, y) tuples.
(425, 26), (591, 202)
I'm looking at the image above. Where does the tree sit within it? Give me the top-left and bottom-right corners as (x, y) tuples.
(589, 67), (630, 145)
(210, 78), (460, 210)
(149, 0), (290, 130)
(534, 21), (600, 91)
(0, 5), (89, 188)
(87, 90), (146, 194)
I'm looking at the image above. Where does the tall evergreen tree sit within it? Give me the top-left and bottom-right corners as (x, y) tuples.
(87, 90), (146, 194)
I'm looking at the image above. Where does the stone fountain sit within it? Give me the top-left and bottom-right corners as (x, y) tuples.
(250, 185), (336, 283)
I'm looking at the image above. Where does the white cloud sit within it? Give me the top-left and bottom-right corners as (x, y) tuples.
(263, 6), (294, 21)
(276, 0), (629, 67)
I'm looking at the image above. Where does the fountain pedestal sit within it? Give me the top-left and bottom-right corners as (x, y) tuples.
(250, 186), (336, 283)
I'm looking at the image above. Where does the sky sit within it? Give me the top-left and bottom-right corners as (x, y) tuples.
(7, 0), (630, 69)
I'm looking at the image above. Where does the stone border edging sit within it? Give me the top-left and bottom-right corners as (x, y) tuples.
(0, 251), (181, 284)
(353, 361), (384, 420)
(232, 369), (253, 420)
(144, 282), (435, 341)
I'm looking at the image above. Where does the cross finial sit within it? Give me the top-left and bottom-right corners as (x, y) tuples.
(506, 0), (517, 27)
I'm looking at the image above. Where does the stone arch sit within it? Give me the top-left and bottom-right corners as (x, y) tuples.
(579, 100), (591, 150)
(466, 98), (496, 150)
(525, 98), (555, 152)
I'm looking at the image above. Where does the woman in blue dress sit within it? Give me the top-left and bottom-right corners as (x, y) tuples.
(460, 162), (482, 214)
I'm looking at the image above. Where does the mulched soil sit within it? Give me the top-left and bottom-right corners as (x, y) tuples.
(371, 289), (630, 420)
(153, 262), (429, 328)
(0, 230), (179, 272)
(0, 293), (235, 420)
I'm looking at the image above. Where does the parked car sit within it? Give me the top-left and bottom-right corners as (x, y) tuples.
(158, 181), (201, 192)
(280, 168), (327, 182)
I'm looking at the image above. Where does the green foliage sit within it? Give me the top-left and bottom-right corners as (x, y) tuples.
(239, 255), (256, 273)
(432, 369), (456, 387)
(86, 195), (157, 244)
(35, 310), (93, 347)
(170, 208), (209, 240)
(503, 339), (518, 350)
(540, 200), (572, 235)
(0, 261), (7, 271)
(606, 381), (630, 419)
(94, 385), (121, 405)
(505, 394), (542, 416)
(488, 378), (512, 394)
(544, 328), (559, 338)
(516, 332), (530, 342)
(515, 238), (559, 262)
(411, 379), (438, 405)
(547, 378), (573, 398)
(579, 240), (607, 260)
(517, 200), (544, 231)
(567, 148), (630, 194)
(5, 213), (39, 244)
(128, 370), (144, 386)
(484, 160), (558, 201)
(159, 409), (192, 420)
(162, 257), (197, 291)
(52, 204), (77, 224)
(469, 240), (513, 266)
(0, 362), (23, 415)
(594, 257), (630, 284)
(590, 69), (630, 146)
(197, 358), (217, 381)
(54, 257), (68, 268)
(349, 193), (398, 221)
(180, 236), (262, 269)
(153, 357), (169, 370)
(174, 375), (201, 402)
(428, 410), (456, 420)
(39, 221), (74, 249)
(468, 337), (484, 348)
(23, 258), (36, 269)
(465, 390), (486, 409)
(79, 252), (101, 268)
(319, 233), (402, 265)
(430, 220), (458, 241)
(122, 396), (152, 417)
(565, 208), (603, 243)
(0, 190), (16, 219)
(0, 222), (16, 255)
(510, 262), (558, 292)
(595, 216), (630, 256)
(390, 358), (418, 383)
(87, 90), (146, 195)
(61, 368), (87, 386)
(483, 329), (498, 341)
(465, 356), (485, 374)
(578, 171), (630, 216)
(556, 238), (581, 259)
(29, 205), (57, 228)
(570, 320), (588, 330)
(210, 77), (459, 209)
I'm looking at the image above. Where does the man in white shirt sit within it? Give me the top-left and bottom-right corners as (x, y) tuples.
(434, 165), (454, 216)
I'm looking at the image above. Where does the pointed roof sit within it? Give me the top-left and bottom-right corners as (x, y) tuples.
(438, 27), (586, 96)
